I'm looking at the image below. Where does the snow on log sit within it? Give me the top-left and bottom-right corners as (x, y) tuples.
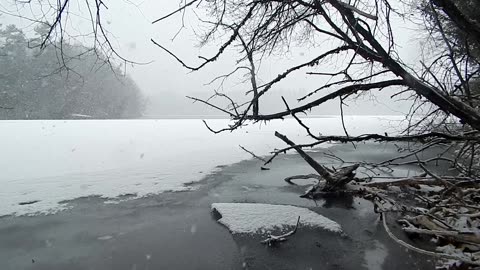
(211, 203), (342, 234)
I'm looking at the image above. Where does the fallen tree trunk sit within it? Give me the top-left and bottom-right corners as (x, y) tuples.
(403, 227), (480, 244)
(323, 164), (360, 192)
(274, 131), (333, 181)
(275, 131), (359, 193)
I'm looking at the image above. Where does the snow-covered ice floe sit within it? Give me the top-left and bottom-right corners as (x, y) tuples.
(212, 203), (342, 234)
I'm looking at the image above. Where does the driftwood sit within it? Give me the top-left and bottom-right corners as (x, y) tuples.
(271, 129), (480, 268)
(363, 177), (450, 188)
(323, 164), (360, 192)
(240, 145), (267, 162)
(275, 132), (359, 194)
(382, 213), (480, 266)
(261, 216), (300, 246)
(365, 177), (480, 269)
(403, 227), (480, 245)
(272, 131), (480, 268)
(274, 132), (333, 181)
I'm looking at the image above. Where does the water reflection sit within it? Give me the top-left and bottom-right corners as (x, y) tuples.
(364, 240), (388, 270)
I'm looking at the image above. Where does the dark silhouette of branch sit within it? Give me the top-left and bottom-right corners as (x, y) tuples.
(250, 80), (405, 120)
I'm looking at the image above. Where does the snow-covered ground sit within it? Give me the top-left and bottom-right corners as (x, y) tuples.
(212, 203), (342, 234)
(0, 116), (404, 216)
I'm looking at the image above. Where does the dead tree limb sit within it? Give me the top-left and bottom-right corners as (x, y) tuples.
(239, 145), (266, 162)
(274, 131), (333, 182)
(261, 216), (300, 246)
(275, 131), (359, 192)
(382, 212), (480, 266)
(403, 227), (480, 245)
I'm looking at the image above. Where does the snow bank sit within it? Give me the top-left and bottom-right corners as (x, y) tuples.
(212, 203), (342, 234)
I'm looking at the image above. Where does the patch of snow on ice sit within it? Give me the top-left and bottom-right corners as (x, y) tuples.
(190, 224), (197, 234)
(212, 203), (342, 234)
(97, 235), (113, 240)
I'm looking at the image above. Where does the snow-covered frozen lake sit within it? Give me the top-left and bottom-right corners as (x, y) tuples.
(0, 116), (404, 216)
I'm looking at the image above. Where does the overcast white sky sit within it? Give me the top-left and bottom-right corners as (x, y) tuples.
(0, 0), (424, 115)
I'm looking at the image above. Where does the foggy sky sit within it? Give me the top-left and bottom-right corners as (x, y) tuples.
(0, 0), (424, 116)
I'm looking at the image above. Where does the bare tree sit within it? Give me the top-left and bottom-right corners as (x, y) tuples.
(1, 0), (150, 75)
(151, 0), (479, 177)
(7, 0), (480, 267)
(152, 0), (480, 266)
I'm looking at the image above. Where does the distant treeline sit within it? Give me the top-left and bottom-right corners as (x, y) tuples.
(0, 24), (145, 119)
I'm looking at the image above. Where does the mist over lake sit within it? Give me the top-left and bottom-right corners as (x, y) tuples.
(0, 116), (402, 216)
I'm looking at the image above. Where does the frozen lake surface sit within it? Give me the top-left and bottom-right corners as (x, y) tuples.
(0, 116), (404, 216)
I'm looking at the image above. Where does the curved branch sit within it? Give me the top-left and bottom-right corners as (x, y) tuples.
(250, 79), (405, 120)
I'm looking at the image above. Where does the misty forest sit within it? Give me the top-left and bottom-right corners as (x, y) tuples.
(1, 0), (480, 270)
(0, 24), (145, 119)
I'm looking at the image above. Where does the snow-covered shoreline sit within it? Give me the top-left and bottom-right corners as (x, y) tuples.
(0, 116), (403, 216)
